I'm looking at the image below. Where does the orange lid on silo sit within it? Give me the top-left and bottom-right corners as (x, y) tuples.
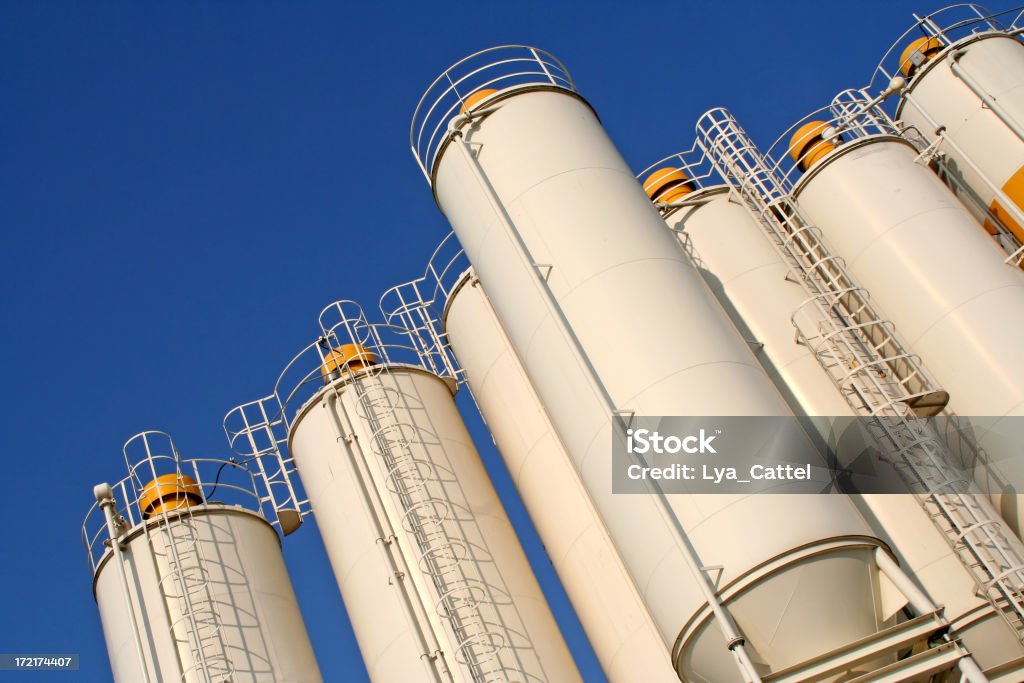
(984, 165), (1024, 269)
(788, 121), (836, 172)
(139, 474), (203, 519)
(643, 167), (694, 204)
(898, 36), (944, 77)
(460, 89), (499, 114)
(320, 343), (378, 383)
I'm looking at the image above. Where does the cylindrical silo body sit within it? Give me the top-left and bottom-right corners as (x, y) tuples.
(789, 134), (1024, 534)
(284, 334), (581, 683)
(93, 505), (322, 683)
(656, 186), (851, 418)
(84, 435), (322, 683)
(649, 178), (1024, 672)
(415, 47), (892, 681)
(893, 23), (1024, 244)
(442, 270), (678, 683)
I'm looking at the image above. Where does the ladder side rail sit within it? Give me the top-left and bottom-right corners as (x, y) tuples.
(349, 363), (509, 681)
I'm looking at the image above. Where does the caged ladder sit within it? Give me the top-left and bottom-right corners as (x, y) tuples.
(128, 433), (234, 683)
(149, 511), (233, 683)
(695, 107), (1024, 644)
(319, 306), (514, 683)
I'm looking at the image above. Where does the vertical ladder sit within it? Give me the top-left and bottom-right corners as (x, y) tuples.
(344, 361), (511, 683)
(695, 108), (1024, 644)
(148, 499), (234, 683)
(224, 396), (309, 535)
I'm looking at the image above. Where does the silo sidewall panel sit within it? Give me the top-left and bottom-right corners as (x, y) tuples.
(446, 280), (679, 682)
(290, 396), (429, 682)
(192, 511), (322, 682)
(339, 369), (582, 683)
(794, 139), (1024, 535)
(668, 194), (997, 650)
(900, 35), (1024, 215)
(96, 541), (180, 682)
(666, 195), (851, 416)
(95, 509), (322, 683)
(434, 89), (878, 669)
(792, 140), (1024, 416)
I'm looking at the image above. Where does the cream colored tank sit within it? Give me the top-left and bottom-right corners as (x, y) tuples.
(892, 19), (1024, 247)
(655, 186), (850, 419)
(93, 506), (322, 683)
(648, 173), (1024, 673)
(789, 134), (1024, 535)
(85, 437), (322, 683)
(443, 270), (678, 683)
(415, 47), (889, 682)
(285, 335), (581, 683)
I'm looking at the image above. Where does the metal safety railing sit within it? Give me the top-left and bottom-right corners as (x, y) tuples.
(638, 146), (721, 199)
(761, 89), (911, 192)
(719, 95), (945, 413)
(379, 230), (470, 364)
(868, 3), (1024, 96)
(696, 107), (1024, 645)
(637, 142), (751, 270)
(223, 298), (462, 528)
(860, 4), (1024, 264)
(82, 432), (276, 682)
(224, 301), (524, 682)
(222, 397), (307, 535)
(83, 432), (273, 574)
(254, 301), (461, 431)
(411, 45), (575, 181)
(796, 86), (1024, 263)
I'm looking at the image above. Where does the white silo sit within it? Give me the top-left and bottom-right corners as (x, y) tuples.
(381, 238), (679, 683)
(767, 90), (1024, 538)
(639, 137), (1024, 675)
(409, 45), (958, 682)
(225, 301), (580, 683)
(637, 156), (852, 421)
(82, 431), (322, 683)
(876, 5), (1024, 262)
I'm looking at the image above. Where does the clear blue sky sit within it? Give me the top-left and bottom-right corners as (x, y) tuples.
(0, 1), (973, 680)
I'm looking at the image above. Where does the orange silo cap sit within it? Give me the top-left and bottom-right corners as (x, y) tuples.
(320, 343), (378, 383)
(460, 88), (499, 114)
(642, 167), (694, 204)
(139, 474), (203, 519)
(788, 121), (836, 172)
(898, 36), (944, 77)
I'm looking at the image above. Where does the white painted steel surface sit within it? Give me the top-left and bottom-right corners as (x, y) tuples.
(444, 272), (678, 683)
(287, 374), (435, 683)
(657, 184), (1024, 673)
(288, 365), (580, 683)
(791, 137), (1024, 535)
(93, 506), (322, 683)
(661, 187), (851, 419)
(429, 77), (887, 681)
(897, 33), (1024, 235)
